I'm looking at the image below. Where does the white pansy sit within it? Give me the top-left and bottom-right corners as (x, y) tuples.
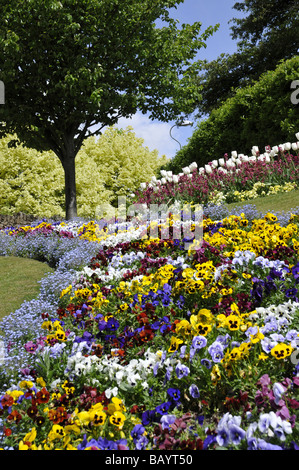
(105, 387), (118, 399)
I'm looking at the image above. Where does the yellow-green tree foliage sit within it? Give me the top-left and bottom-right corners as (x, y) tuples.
(0, 126), (168, 218)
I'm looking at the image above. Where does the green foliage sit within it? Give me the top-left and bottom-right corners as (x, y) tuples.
(0, 135), (65, 217)
(0, 127), (168, 217)
(194, 0), (299, 117)
(166, 56), (299, 173)
(0, 0), (217, 218)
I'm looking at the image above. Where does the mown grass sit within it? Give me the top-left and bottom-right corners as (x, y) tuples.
(225, 189), (299, 215)
(0, 256), (54, 322)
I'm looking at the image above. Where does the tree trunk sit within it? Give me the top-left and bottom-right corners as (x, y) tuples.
(60, 138), (78, 220)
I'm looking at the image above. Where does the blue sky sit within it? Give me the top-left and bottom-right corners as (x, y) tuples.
(116, 0), (245, 160)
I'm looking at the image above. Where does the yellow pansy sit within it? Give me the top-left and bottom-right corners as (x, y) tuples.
(216, 314), (228, 328)
(168, 336), (184, 353)
(19, 380), (34, 390)
(248, 327), (264, 344)
(197, 308), (213, 324)
(271, 343), (293, 360)
(60, 284), (72, 298)
(226, 314), (241, 331)
(109, 411), (126, 428)
(107, 397), (126, 415)
(36, 377), (46, 387)
(47, 424), (66, 442)
(89, 409), (107, 426)
(76, 410), (91, 426)
(175, 319), (191, 337)
(24, 427), (37, 444)
(6, 389), (24, 402)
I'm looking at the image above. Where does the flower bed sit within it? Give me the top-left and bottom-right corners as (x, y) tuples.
(135, 137), (299, 206)
(1, 204), (299, 451)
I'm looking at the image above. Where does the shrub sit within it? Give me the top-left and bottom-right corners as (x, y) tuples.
(167, 56), (299, 173)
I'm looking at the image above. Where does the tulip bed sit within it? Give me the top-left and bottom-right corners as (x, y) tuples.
(136, 139), (299, 207)
(1, 140), (299, 451)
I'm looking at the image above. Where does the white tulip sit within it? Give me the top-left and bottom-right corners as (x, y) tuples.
(182, 166), (191, 174)
(140, 182), (147, 190)
(218, 158), (225, 166)
(296, 132), (299, 140)
(205, 164), (212, 174)
(198, 167), (205, 174)
(284, 142), (291, 150)
(161, 177), (166, 185)
(292, 142), (298, 151)
(172, 175), (179, 183)
(189, 162), (198, 171)
(211, 159), (218, 168)
(166, 171), (173, 177)
(248, 156), (256, 162)
(218, 167), (228, 174)
(226, 159), (235, 169)
(252, 146), (259, 156)
(231, 151), (238, 158)
(160, 170), (167, 177)
(272, 146), (279, 154)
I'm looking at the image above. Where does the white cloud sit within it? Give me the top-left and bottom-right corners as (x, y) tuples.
(116, 112), (188, 159)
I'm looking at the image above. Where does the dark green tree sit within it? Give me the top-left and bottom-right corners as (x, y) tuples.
(194, 0), (299, 117)
(0, 0), (217, 219)
(165, 55), (299, 173)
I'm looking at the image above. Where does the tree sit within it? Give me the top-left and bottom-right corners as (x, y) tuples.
(0, 0), (217, 219)
(194, 0), (299, 117)
(165, 56), (299, 173)
(0, 126), (169, 217)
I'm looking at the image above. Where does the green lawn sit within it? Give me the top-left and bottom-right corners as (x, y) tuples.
(0, 256), (54, 322)
(225, 189), (299, 215)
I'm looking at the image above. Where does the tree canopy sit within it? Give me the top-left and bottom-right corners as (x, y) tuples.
(0, 0), (217, 219)
(0, 126), (168, 218)
(194, 0), (299, 117)
(165, 55), (299, 173)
